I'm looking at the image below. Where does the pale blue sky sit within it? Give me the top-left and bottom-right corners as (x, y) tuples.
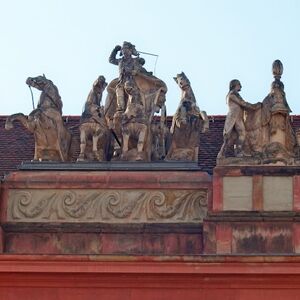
(1, 0), (300, 116)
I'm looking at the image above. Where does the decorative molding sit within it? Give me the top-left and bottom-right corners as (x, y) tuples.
(8, 189), (207, 223)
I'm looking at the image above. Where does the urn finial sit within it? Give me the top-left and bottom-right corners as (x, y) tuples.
(272, 59), (283, 80)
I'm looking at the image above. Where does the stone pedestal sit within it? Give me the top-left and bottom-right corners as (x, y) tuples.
(204, 166), (300, 254)
(0, 163), (211, 255)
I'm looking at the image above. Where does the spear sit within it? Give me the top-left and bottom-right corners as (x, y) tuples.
(137, 51), (159, 75)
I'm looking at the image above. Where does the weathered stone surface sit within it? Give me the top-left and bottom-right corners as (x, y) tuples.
(165, 72), (208, 162)
(77, 76), (109, 162)
(232, 223), (293, 254)
(214, 167), (298, 213)
(105, 41), (168, 162)
(5, 75), (72, 161)
(263, 176), (293, 211)
(5, 228), (203, 255)
(7, 189), (207, 223)
(218, 60), (297, 166)
(223, 176), (252, 211)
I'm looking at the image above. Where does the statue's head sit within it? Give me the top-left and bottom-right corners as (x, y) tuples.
(124, 80), (135, 95)
(93, 75), (107, 91)
(174, 72), (190, 90)
(138, 57), (146, 66)
(121, 41), (138, 57)
(229, 79), (241, 92)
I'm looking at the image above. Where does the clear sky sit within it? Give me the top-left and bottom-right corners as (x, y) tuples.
(1, 0), (300, 116)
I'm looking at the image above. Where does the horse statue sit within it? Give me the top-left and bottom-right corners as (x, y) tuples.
(165, 72), (209, 161)
(5, 75), (72, 161)
(77, 76), (109, 161)
(105, 70), (168, 161)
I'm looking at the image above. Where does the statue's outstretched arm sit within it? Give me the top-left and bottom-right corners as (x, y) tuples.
(231, 94), (260, 110)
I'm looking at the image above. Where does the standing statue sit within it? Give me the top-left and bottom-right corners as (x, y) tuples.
(5, 75), (72, 161)
(217, 79), (261, 159)
(77, 76), (109, 161)
(105, 41), (168, 161)
(166, 72), (209, 161)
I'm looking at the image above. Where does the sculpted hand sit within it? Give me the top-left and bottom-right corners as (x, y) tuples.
(114, 45), (122, 51)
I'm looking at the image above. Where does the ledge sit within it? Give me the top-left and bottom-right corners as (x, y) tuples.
(19, 161), (202, 171)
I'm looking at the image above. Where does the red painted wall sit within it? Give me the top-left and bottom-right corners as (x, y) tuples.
(0, 255), (300, 300)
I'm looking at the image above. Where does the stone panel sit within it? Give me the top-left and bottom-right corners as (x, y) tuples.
(7, 189), (207, 223)
(263, 176), (293, 211)
(223, 177), (252, 211)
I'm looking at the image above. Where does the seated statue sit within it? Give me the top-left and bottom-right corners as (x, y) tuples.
(105, 41), (168, 161)
(165, 72), (209, 161)
(77, 76), (109, 161)
(121, 81), (148, 161)
(5, 75), (72, 161)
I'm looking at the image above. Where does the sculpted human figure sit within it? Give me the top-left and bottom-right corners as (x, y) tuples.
(77, 76), (109, 161)
(109, 41), (141, 112)
(218, 79), (260, 158)
(121, 81), (148, 160)
(5, 75), (72, 161)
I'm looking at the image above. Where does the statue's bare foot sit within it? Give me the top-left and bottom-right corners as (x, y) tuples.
(77, 153), (85, 162)
(136, 152), (144, 161)
(93, 151), (101, 161)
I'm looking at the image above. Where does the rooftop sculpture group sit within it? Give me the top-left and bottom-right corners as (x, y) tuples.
(5, 41), (206, 163)
(4, 42), (298, 166)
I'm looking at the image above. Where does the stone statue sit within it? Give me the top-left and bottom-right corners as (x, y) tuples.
(5, 75), (72, 161)
(218, 60), (297, 165)
(105, 41), (168, 161)
(166, 72), (209, 161)
(108, 41), (141, 112)
(244, 60), (296, 164)
(77, 76), (109, 162)
(151, 104), (170, 161)
(121, 80), (148, 160)
(217, 79), (261, 159)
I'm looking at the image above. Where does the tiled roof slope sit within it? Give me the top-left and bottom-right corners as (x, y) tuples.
(1, 115), (300, 177)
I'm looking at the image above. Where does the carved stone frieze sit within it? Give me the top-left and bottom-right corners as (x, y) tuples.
(8, 189), (208, 223)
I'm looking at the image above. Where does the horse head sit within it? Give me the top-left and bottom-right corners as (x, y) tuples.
(26, 74), (51, 91)
(173, 72), (190, 91)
